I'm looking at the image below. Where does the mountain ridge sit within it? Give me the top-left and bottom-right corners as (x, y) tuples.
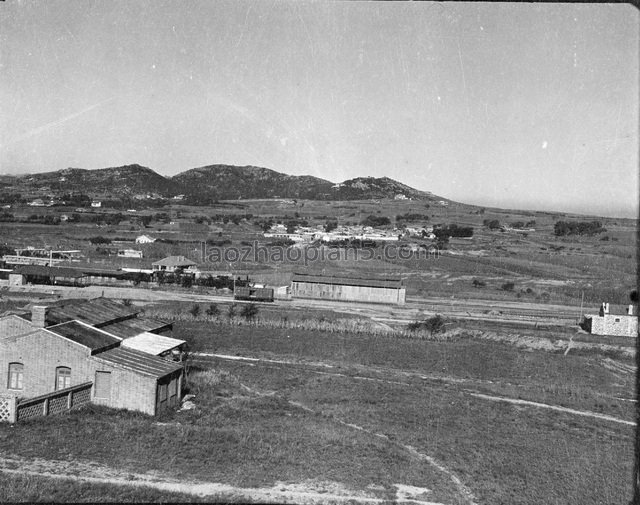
(0, 163), (446, 203)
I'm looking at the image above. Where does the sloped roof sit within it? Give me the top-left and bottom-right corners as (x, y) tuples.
(152, 255), (197, 267)
(99, 317), (172, 338)
(13, 265), (84, 278)
(92, 347), (183, 378)
(291, 272), (403, 289)
(120, 332), (185, 355)
(46, 297), (140, 326)
(47, 320), (121, 354)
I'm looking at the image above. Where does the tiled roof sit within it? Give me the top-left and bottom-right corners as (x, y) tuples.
(92, 347), (183, 378)
(13, 265), (84, 278)
(291, 272), (403, 289)
(99, 317), (172, 338)
(121, 332), (185, 355)
(46, 297), (140, 326)
(152, 255), (197, 267)
(47, 320), (121, 354)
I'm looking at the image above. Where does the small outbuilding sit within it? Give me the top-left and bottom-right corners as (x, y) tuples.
(582, 302), (638, 337)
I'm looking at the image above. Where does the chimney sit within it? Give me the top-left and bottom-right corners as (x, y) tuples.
(31, 305), (48, 328)
(605, 303), (610, 314)
(629, 305), (636, 316)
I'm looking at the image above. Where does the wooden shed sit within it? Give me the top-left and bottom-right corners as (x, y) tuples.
(291, 272), (406, 305)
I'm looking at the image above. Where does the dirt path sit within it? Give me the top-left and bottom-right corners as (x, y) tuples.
(0, 454), (449, 505)
(240, 384), (477, 505)
(465, 392), (636, 427)
(198, 352), (636, 427)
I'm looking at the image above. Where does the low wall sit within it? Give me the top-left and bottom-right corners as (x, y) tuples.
(15, 382), (93, 422)
(0, 395), (17, 423)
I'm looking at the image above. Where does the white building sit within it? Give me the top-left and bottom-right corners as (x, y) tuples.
(117, 249), (143, 259)
(135, 235), (156, 244)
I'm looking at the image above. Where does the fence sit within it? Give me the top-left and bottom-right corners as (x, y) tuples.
(13, 382), (93, 422)
(0, 395), (17, 423)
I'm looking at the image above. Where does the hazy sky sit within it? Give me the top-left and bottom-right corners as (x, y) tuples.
(1, 1), (638, 217)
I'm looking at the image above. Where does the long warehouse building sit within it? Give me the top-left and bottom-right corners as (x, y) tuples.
(290, 272), (406, 305)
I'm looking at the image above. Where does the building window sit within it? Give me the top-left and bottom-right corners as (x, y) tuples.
(55, 367), (71, 390)
(8, 363), (23, 390)
(615, 318), (621, 323)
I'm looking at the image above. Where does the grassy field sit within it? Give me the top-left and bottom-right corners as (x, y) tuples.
(0, 314), (635, 503)
(219, 361), (633, 505)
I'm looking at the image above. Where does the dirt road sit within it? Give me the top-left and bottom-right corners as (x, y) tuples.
(0, 454), (449, 504)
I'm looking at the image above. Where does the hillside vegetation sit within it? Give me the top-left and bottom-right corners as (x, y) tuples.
(0, 164), (442, 203)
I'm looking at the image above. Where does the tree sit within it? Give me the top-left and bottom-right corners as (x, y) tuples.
(189, 304), (201, 318)
(227, 303), (238, 319)
(241, 303), (259, 322)
(181, 275), (194, 289)
(325, 220), (338, 232)
(206, 303), (220, 318)
(483, 219), (501, 230)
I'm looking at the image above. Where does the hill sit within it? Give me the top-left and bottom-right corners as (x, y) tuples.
(330, 176), (435, 201)
(8, 165), (178, 198)
(0, 163), (445, 203)
(172, 165), (334, 203)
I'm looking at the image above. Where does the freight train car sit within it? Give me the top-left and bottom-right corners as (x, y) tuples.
(234, 286), (275, 302)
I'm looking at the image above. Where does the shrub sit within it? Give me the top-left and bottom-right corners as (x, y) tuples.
(472, 279), (486, 288)
(361, 215), (391, 227)
(483, 219), (501, 230)
(89, 236), (111, 245)
(554, 220), (606, 237)
(189, 304), (200, 318)
(407, 315), (446, 335)
(240, 303), (259, 321)
(324, 220), (338, 232)
(501, 282), (515, 291)
(206, 303), (220, 317)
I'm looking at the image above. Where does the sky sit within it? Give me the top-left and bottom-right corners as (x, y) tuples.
(0, 1), (638, 218)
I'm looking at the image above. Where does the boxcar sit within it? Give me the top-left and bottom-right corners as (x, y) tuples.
(234, 286), (274, 302)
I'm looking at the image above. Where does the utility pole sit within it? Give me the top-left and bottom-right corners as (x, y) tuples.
(578, 290), (584, 324)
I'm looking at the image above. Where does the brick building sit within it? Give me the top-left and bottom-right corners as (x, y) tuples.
(0, 319), (183, 415)
(1, 298), (186, 416)
(290, 272), (406, 305)
(583, 302), (638, 337)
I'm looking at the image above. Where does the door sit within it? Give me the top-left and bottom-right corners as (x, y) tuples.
(94, 371), (112, 400)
